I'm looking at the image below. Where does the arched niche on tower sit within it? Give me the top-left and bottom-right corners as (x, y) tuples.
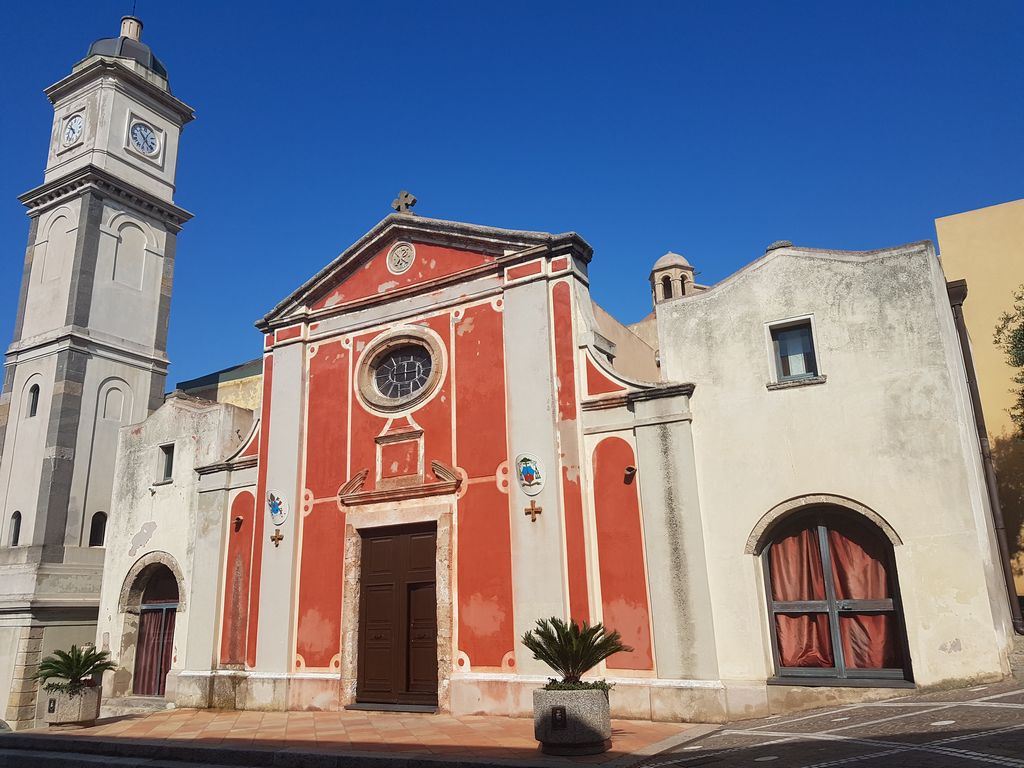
(103, 211), (159, 291)
(37, 205), (78, 284)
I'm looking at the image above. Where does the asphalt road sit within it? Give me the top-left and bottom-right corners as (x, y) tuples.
(639, 677), (1024, 768)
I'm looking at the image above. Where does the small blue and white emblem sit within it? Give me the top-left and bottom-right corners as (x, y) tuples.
(515, 454), (544, 497)
(267, 489), (288, 526)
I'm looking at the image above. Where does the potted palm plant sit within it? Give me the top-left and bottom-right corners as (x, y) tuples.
(36, 645), (116, 727)
(522, 617), (632, 756)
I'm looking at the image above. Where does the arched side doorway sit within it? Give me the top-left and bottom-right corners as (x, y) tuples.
(118, 555), (184, 698)
(134, 567), (178, 696)
(760, 505), (912, 684)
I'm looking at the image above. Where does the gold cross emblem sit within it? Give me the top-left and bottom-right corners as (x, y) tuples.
(270, 529), (284, 548)
(524, 500), (542, 522)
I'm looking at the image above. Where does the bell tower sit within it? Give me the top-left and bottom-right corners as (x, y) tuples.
(0, 17), (192, 729)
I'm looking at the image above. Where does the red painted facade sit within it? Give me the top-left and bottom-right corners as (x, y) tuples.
(453, 301), (515, 668)
(552, 281), (590, 623)
(312, 243), (494, 311)
(220, 491), (255, 665)
(586, 356), (627, 395)
(220, 220), (659, 687)
(593, 437), (654, 670)
(294, 339), (349, 669)
(245, 355), (272, 668)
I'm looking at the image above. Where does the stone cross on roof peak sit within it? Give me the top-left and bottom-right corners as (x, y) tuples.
(392, 190), (417, 215)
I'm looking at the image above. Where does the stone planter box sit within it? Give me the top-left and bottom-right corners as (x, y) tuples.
(43, 687), (101, 727)
(533, 688), (611, 755)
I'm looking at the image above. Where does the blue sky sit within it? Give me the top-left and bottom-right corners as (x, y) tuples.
(1, 1), (1021, 384)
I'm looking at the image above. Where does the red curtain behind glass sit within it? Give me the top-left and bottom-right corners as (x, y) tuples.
(134, 609), (164, 695)
(828, 525), (902, 669)
(769, 521), (901, 670)
(134, 608), (176, 695)
(769, 527), (832, 667)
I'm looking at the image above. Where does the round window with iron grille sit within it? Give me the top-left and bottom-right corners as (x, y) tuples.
(358, 330), (444, 413)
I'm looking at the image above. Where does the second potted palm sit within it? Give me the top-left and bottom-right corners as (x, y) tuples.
(522, 617), (631, 755)
(36, 645), (116, 727)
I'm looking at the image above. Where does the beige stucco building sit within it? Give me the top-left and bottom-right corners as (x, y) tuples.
(937, 199), (1024, 596)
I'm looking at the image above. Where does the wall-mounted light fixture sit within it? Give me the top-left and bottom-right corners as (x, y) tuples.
(624, 466), (637, 484)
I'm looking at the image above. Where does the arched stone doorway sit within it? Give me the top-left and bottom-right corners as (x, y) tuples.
(116, 554), (185, 698)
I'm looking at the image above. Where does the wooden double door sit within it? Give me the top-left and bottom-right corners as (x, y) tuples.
(356, 524), (438, 707)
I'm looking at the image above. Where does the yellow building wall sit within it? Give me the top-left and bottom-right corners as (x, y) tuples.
(185, 374), (263, 412)
(937, 198), (1024, 595)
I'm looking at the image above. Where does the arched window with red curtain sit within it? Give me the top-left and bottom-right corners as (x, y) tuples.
(762, 507), (911, 683)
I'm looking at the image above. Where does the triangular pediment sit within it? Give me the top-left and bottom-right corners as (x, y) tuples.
(258, 213), (590, 330)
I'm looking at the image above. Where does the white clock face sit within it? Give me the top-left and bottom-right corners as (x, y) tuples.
(63, 115), (84, 146)
(130, 122), (158, 156)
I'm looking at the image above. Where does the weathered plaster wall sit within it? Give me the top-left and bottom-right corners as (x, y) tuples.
(96, 395), (251, 699)
(657, 243), (1015, 699)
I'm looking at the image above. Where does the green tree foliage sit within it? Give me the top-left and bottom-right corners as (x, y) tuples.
(521, 617), (632, 686)
(994, 285), (1024, 436)
(35, 645), (116, 697)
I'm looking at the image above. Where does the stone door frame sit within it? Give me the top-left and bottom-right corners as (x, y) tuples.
(338, 499), (454, 711)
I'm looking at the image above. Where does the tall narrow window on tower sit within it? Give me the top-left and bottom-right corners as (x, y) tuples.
(9, 512), (21, 547)
(27, 384), (39, 418)
(89, 512), (107, 547)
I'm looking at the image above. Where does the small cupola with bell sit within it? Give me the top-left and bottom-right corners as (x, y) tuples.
(649, 251), (695, 306)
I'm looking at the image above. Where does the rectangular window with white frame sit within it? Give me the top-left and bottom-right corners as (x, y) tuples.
(769, 319), (819, 383)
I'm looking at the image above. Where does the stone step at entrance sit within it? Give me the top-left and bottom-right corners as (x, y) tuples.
(98, 695), (174, 719)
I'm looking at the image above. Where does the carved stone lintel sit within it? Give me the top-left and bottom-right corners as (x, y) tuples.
(337, 462), (463, 508)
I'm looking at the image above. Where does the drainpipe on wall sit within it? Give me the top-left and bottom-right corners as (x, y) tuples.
(947, 279), (1024, 635)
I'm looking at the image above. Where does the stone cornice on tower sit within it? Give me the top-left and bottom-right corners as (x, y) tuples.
(18, 164), (193, 232)
(45, 56), (194, 125)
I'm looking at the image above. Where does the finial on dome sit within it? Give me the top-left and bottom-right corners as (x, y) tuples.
(120, 16), (143, 41)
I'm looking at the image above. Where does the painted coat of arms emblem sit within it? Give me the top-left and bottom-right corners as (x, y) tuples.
(267, 490), (288, 526)
(515, 454), (544, 496)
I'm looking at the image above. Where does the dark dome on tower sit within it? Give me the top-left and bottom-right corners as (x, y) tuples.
(86, 16), (168, 79)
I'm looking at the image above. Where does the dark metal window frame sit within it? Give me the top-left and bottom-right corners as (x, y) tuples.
(770, 320), (819, 382)
(159, 443), (174, 482)
(762, 508), (913, 687)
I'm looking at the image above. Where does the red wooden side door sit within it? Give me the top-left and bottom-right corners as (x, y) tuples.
(356, 524), (438, 706)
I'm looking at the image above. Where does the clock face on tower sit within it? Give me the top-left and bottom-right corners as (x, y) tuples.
(62, 115), (84, 146)
(130, 122), (159, 156)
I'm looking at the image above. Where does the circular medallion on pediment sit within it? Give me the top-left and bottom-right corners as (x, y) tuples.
(387, 241), (416, 275)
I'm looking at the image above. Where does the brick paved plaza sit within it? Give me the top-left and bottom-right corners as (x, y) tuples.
(2, 678), (1024, 766)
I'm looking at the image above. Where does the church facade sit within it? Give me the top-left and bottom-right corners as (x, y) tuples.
(2, 17), (1019, 728)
